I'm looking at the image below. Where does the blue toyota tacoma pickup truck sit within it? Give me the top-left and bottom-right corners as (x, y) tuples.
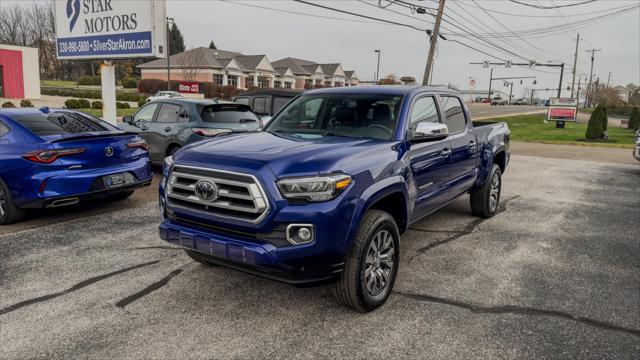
(159, 86), (510, 312)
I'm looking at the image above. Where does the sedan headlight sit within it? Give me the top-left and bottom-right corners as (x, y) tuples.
(277, 174), (352, 202)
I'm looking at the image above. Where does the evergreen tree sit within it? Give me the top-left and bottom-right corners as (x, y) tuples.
(585, 104), (605, 140)
(629, 107), (640, 131)
(601, 105), (608, 132)
(208, 41), (217, 50)
(169, 23), (185, 55)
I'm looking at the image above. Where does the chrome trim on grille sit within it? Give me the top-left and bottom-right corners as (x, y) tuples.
(166, 165), (270, 223)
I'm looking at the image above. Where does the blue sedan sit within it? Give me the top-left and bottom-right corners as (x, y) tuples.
(0, 107), (153, 224)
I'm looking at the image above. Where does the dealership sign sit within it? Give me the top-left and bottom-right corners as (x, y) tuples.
(54, 0), (166, 59)
(178, 82), (200, 94)
(547, 97), (578, 122)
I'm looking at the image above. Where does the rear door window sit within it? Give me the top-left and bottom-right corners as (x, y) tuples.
(155, 103), (182, 123)
(440, 96), (467, 133)
(252, 97), (267, 115)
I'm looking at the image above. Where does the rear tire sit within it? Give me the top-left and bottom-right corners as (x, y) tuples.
(0, 178), (26, 225)
(185, 249), (219, 267)
(470, 164), (502, 218)
(332, 210), (399, 312)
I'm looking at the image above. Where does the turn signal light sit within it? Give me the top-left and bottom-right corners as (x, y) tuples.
(22, 148), (86, 164)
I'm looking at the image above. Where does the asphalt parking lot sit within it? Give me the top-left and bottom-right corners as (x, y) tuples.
(1, 154), (639, 359)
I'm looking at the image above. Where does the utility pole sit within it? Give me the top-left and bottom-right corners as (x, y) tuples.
(570, 33), (579, 98)
(585, 48), (601, 107)
(557, 63), (564, 98)
(166, 17), (175, 91)
(606, 71), (613, 88)
(423, 0), (445, 85)
(488, 67), (493, 99)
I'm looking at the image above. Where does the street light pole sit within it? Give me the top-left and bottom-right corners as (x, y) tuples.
(166, 17), (175, 91)
(374, 49), (381, 83)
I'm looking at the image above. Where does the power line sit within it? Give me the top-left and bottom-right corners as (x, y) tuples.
(461, 2), (632, 18)
(217, 0), (389, 25)
(508, 0), (598, 9)
(291, 0), (429, 32)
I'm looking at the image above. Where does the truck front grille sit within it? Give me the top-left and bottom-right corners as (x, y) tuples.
(166, 166), (269, 223)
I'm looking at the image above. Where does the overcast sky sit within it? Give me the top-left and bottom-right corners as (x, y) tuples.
(167, 0), (639, 98)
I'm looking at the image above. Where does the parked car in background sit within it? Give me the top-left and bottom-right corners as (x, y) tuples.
(491, 96), (507, 106)
(146, 91), (183, 103)
(120, 99), (260, 164)
(0, 108), (152, 224)
(634, 130), (640, 161)
(158, 86), (511, 312)
(233, 89), (303, 125)
(513, 98), (528, 105)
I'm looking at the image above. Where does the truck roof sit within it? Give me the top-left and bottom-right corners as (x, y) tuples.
(305, 85), (460, 96)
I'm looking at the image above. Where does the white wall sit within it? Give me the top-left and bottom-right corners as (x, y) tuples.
(0, 44), (41, 99)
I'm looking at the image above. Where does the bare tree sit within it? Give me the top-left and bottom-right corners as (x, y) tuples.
(179, 49), (206, 82)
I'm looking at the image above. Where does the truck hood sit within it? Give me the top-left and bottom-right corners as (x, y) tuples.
(175, 131), (399, 177)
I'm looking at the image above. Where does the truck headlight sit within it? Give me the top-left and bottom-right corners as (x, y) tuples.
(163, 155), (174, 178)
(277, 174), (352, 202)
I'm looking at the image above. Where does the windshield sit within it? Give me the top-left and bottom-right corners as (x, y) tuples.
(265, 93), (403, 140)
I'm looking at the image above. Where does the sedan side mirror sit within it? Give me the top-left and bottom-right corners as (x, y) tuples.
(411, 122), (449, 142)
(123, 115), (134, 124)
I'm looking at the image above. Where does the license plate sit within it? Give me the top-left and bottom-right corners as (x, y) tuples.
(104, 173), (125, 188)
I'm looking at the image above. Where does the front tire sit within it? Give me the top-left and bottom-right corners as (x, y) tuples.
(470, 164), (502, 218)
(332, 210), (400, 312)
(0, 179), (26, 225)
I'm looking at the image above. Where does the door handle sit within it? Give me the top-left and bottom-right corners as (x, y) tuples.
(164, 127), (172, 132)
(440, 148), (452, 157)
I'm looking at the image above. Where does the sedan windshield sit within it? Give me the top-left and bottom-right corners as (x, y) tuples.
(265, 93), (404, 140)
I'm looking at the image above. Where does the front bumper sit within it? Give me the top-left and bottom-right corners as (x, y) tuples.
(159, 219), (344, 285)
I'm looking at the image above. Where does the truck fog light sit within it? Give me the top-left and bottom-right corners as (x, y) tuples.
(286, 224), (314, 245)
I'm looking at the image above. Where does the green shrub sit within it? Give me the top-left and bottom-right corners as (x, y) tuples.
(91, 100), (103, 109)
(585, 104), (606, 140)
(138, 98), (147, 107)
(122, 77), (138, 88)
(116, 102), (131, 109)
(2, 101), (15, 108)
(78, 99), (91, 108)
(64, 99), (81, 109)
(601, 105), (608, 132)
(20, 99), (33, 107)
(629, 107), (640, 131)
(78, 75), (94, 85)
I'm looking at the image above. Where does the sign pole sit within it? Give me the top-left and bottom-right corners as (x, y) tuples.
(101, 61), (117, 126)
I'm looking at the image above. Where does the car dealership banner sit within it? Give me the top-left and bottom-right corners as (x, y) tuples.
(54, 0), (166, 59)
(547, 97), (578, 122)
(178, 82), (200, 94)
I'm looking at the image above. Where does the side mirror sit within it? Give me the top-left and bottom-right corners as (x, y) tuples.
(260, 116), (272, 128)
(411, 122), (449, 142)
(123, 115), (134, 124)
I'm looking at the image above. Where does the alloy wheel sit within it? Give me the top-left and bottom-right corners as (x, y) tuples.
(363, 229), (395, 296)
(489, 172), (501, 212)
(0, 186), (6, 217)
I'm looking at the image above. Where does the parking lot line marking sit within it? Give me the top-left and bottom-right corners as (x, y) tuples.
(115, 262), (191, 308)
(0, 260), (160, 316)
(394, 291), (640, 338)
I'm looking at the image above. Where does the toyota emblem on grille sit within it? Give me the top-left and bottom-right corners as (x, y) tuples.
(195, 180), (218, 202)
(104, 146), (114, 157)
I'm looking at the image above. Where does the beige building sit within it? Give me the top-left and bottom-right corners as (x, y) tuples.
(138, 47), (359, 90)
